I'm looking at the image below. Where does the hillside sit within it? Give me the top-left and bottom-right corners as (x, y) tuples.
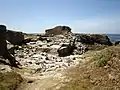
(0, 25), (120, 90)
(60, 46), (120, 90)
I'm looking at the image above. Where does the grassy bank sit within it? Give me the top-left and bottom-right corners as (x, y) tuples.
(60, 46), (120, 90)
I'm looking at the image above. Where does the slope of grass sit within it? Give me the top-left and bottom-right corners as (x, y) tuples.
(60, 46), (120, 90)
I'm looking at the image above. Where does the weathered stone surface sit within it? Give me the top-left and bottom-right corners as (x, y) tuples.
(57, 39), (76, 57)
(45, 26), (72, 36)
(6, 30), (24, 45)
(0, 25), (21, 68)
(5, 26), (113, 76)
(75, 34), (112, 46)
(115, 41), (120, 46)
(0, 25), (8, 56)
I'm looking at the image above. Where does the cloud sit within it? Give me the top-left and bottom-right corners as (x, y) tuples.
(70, 16), (120, 34)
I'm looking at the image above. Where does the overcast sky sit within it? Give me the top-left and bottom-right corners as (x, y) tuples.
(0, 0), (120, 34)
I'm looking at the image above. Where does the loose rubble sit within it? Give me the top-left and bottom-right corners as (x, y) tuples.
(0, 25), (113, 77)
(14, 35), (86, 76)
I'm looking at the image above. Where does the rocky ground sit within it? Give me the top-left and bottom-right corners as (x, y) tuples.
(0, 33), (87, 90)
(13, 35), (84, 74)
(0, 25), (118, 90)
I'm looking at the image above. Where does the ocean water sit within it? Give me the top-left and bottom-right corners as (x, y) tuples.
(107, 34), (120, 42)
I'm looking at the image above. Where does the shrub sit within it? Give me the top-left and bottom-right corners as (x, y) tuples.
(93, 46), (120, 67)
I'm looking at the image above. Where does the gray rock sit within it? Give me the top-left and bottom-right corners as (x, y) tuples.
(0, 25), (8, 56)
(57, 39), (75, 57)
(45, 26), (72, 37)
(75, 34), (112, 46)
(6, 30), (24, 45)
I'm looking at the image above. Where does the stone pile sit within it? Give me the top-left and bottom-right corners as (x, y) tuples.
(14, 35), (86, 76)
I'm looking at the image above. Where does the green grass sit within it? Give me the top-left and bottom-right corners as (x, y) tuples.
(93, 46), (120, 67)
(87, 44), (108, 51)
(0, 71), (23, 90)
(93, 49), (112, 67)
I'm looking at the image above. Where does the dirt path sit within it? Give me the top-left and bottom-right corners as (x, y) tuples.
(16, 70), (67, 90)
(16, 55), (86, 90)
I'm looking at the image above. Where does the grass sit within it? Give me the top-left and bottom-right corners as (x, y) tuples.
(59, 46), (120, 90)
(93, 48), (112, 67)
(93, 46), (120, 67)
(87, 44), (108, 51)
(0, 71), (23, 90)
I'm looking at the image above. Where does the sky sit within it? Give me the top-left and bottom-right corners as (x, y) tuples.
(0, 0), (120, 34)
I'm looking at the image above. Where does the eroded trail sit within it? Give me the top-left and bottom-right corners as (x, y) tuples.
(16, 55), (86, 90)
(17, 69), (68, 90)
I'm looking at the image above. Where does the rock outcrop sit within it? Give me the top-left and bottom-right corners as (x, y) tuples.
(6, 30), (24, 45)
(75, 34), (112, 46)
(0, 25), (8, 56)
(45, 26), (72, 37)
(57, 39), (76, 57)
(115, 41), (120, 46)
(0, 25), (114, 77)
(0, 25), (21, 68)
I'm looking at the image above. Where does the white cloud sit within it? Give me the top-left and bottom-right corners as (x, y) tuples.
(70, 17), (120, 34)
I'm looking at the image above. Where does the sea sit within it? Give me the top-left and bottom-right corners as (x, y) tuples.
(107, 34), (120, 42)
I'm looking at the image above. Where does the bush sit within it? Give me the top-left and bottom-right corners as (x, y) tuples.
(93, 46), (120, 67)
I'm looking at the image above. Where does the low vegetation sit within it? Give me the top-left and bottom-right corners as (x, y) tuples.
(0, 71), (23, 90)
(87, 44), (108, 51)
(60, 46), (120, 90)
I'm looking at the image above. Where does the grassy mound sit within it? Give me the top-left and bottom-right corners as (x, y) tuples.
(60, 46), (120, 90)
(0, 71), (23, 90)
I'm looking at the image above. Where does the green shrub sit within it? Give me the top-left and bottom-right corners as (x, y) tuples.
(93, 47), (115, 67)
(96, 54), (110, 67)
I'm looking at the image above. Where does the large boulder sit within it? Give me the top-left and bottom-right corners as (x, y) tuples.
(45, 26), (72, 37)
(115, 41), (120, 46)
(0, 25), (21, 68)
(76, 34), (112, 46)
(6, 30), (24, 45)
(0, 25), (8, 56)
(57, 39), (76, 57)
